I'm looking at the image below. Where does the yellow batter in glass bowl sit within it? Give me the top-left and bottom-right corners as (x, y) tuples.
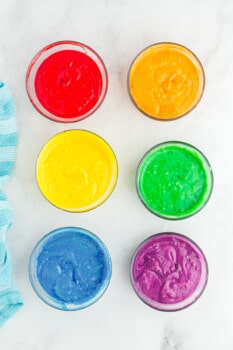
(36, 130), (118, 212)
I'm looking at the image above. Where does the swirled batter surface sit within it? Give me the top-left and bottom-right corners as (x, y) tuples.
(129, 43), (204, 119)
(131, 233), (207, 309)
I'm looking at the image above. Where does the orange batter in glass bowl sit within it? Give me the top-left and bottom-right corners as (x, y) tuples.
(128, 43), (205, 120)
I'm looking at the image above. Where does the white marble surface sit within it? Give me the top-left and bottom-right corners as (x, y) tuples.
(0, 0), (232, 348)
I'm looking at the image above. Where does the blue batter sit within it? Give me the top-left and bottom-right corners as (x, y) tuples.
(29, 227), (112, 310)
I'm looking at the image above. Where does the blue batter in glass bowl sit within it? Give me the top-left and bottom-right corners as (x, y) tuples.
(29, 227), (112, 310)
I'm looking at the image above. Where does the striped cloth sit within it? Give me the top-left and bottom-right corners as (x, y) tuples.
(0, 82), (23, 326)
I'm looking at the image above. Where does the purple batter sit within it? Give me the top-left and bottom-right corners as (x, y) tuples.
(131, 233), (208, 311)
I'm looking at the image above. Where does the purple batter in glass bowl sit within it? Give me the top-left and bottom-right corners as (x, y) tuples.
(131, 232), (208, 311)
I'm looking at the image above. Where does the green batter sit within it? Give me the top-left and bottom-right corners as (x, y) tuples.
(136, 142), (213, 219)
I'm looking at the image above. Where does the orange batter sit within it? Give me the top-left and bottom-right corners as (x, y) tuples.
(128, 43), (205, 120)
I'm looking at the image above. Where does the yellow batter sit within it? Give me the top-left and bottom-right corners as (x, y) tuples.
(129, 43), (205, 120)
(36, 130), (118, 212)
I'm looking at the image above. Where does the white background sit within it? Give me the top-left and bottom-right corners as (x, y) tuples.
(0, 0), (232, 349)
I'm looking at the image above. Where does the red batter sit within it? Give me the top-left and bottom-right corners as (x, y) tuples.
(34, 50), (103, 119)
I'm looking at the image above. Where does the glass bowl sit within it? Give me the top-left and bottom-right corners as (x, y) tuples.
(36, 129), (118, 212)
(136, 141), (213, 219)
(29, 227), (112, 310)
(131, 232), (208, 311)
(26, 41), (108, 122)
(128, 42), (205, 120)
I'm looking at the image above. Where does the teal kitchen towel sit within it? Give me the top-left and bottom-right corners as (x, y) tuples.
(0, 82), (23, 326)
